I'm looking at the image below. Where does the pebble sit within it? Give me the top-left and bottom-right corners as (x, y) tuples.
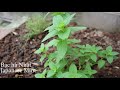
(30, 41), (33, 44)
(15, 39), (19, 42)
(113, 66), (119, 69)
(12, 32), (18, 35)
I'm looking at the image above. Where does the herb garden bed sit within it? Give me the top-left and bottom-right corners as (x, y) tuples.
(0, 12), (120, 78)
(0, 22), (120, 78)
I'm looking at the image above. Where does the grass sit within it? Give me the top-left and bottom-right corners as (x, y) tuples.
(23, 14), (51, 40)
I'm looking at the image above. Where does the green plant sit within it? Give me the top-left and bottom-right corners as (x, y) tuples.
(35, 12), (119, 78)
(98, 46), (119, 64)
(51, 12), (71, 19)
(73, 45), (119, 70)
(24, 14), (51, 40)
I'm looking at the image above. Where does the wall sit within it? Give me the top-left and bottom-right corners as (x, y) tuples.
(75, 12), (120, 32)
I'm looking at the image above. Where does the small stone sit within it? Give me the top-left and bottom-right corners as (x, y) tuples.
(15, 39), (19, 42)
(30, 41), (33, 44)
(113, 66), (119, 69)
(12, 32), (18, 35)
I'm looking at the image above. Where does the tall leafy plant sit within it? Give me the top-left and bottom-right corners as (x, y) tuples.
(35, 12), (119, 78)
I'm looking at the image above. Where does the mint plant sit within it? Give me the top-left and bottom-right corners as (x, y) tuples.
(98, 46), (119, 64)
(35, 12), (119, 78)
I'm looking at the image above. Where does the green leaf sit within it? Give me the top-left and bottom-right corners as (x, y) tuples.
(98, 60), (105, 69)
(106, 46), (112, 52)
(85, 63), (92, 70)
(98, 51), (106, 57)
(56, 40), (67, 63)
(78, 72), (89, 78)
(91, 54), (97, 62)
(107, 56), (114, 64)
(58, 59), (68, 70)
(52, 12), (66, 16)
(96, 46), (102, 51)
(58, 28), (71, 40)
(63, 72), (70, 78)
(86, 44), (92, 48)
(69, 63), (77, 73)
(62, 13), (71, 19)
(44, 25), (54, 31)
(42, 69), (47, 75)
(69, 26), (87, 33)
(68, 39), (80, 44)
(46, 39), (58, 47)
(53, 15), (64, 27)
(35, 73), (45, 78)
(48, 52), (57, 61)
(44, 60), (49, 67)
(56, 71), (63, 78)
(42, 30), (58, 42)
(40, 54), (46, 62)
(112, 52), (119, 55)
(64, 13), (76, 25)
(47, 70), (55, 78)
(89, 70), (97, 75)
(34, 43), (45, 54)
(34, 48), (42, 54)
(49, 62), (56, 71)
(83, 68), (97, 76)
(75, 73), (83, 78)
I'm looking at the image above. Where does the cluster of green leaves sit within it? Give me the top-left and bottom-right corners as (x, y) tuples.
(24, 14), (51, 40)
(71, 45), (119, 69)
(51, 12), (71, 19)
(34, 12), (119, 78)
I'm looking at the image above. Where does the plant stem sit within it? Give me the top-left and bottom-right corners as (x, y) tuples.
(43, 12), (50, 20)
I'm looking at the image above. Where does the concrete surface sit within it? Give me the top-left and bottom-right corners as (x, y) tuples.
(75, 12), (120, 32)
(0, 12), (45, 40)
(0, 16), (28, 40)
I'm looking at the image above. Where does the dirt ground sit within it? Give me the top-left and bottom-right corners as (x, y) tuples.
(0, 23), (120, 78)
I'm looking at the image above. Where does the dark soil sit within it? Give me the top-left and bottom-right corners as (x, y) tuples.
(0, 23), (120, 78)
